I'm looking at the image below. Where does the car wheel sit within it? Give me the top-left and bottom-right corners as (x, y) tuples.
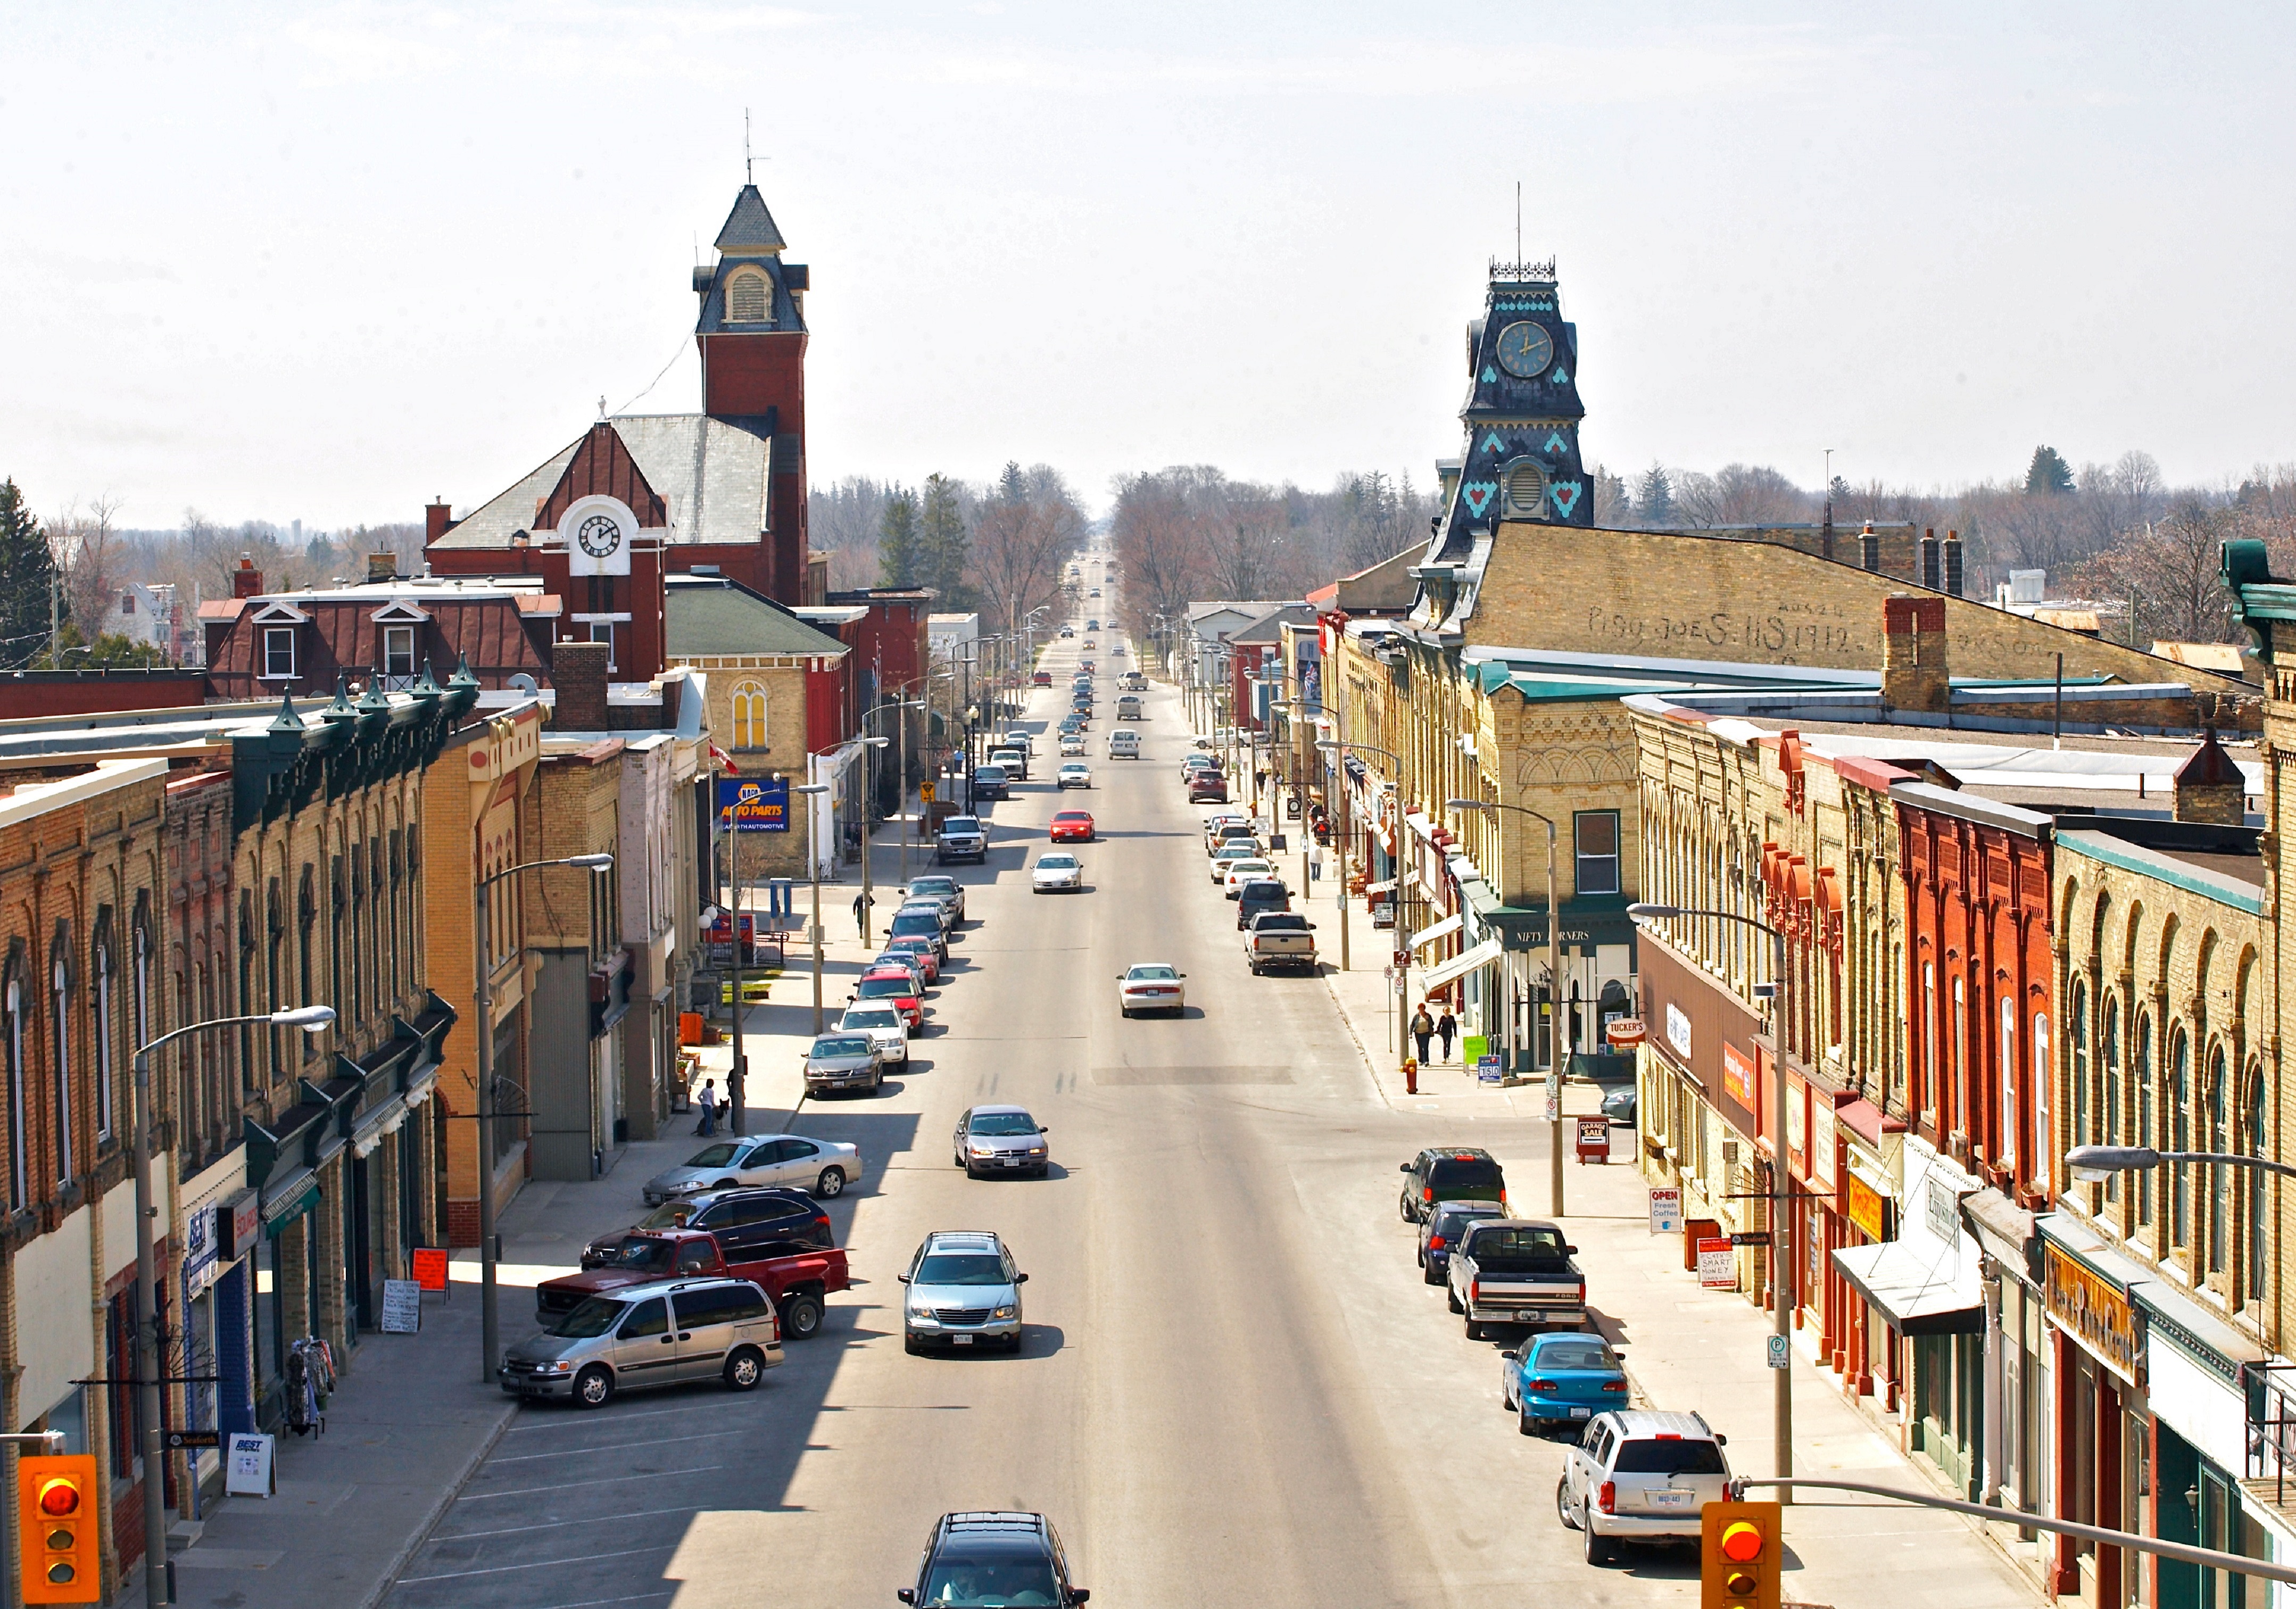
(1447, 1287), (1462, 1313)
(1583, 1512), (1613, 1566)
(714, 1177), (739, 1191)
(780, 1292), (823, 1341)
(1422, 1259), (1444, 1287)
(1399, 1195), (1415, 1223)
(1556, 1475), (1579, 1530)
(574, 1365), (614, 1409)
(1465, 1318), (1483, 1341)
(1518, 1402), (1539, 1437)
(724, 1346), (766, 1390)
(814, 1167), (847, 1198)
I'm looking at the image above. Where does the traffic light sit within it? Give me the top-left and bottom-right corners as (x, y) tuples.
(1701, 1498), (1781, 1609)
(18, 1454), (101, 1603)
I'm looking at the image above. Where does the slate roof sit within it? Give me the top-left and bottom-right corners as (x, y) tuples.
(715, 184), (786, 254)
(433, 414), (780, 549)
(665, 574), (847, 660)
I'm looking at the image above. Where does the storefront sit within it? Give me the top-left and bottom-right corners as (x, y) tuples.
(1963, 1188), (2054, 1583)
(2037, 1217), (2156, 1608)
(1635, 932), (1767, 1295)
(176, 1149), (258, 1504)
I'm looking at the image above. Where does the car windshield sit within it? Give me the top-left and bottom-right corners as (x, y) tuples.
(548, 1296), (629, 1339)
(919, 1545), (1060, 1607)
(1038, 855), (1078, 869)
(610, 1238), (678, 1272)
(685, 1143), (740, 1167)
(891, 915), (938, 934)
(843, 1009), (900, 1029)
(944, 818), (982, 834)
(914, 1253), (1009, 1285)
(968, 1112), (1040, 1136)
(910, 879), (957, 895)
(1228, 862), (1271, 877)
(1536, 1339), (1619, 1372)
(1612, 1438), (1728, 1476)
(1128, 966), (1177, 981)
(813, 1036), (872, 1058)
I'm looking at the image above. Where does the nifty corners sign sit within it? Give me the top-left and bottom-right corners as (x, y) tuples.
(2044, 1242), (2143, 1386)
(717, 777), (790, 833)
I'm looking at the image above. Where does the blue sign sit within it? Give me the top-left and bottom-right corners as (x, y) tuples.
(717, 777), (790, 833)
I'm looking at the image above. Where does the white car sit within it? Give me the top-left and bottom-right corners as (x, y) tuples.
(1032, 852), (1084, 893)
(1221, 859), (1277, 897)
(836, 1005), (909, 1063)
(1059, 734), (1086, 756)
(1057, 762), (1092, 789)
(1117, 963), (1186, 1017)
(1557, 1409), (1732, 1565)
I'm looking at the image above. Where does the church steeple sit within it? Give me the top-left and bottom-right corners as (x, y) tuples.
(714, 183), (786, 256)
(1433, 257), (1591, 554)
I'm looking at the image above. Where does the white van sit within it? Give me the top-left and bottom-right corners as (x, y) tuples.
(1107, 729), (1142, 759)
(1115, 695), (1143, 720)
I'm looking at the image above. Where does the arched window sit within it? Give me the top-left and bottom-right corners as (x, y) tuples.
(1504, 461), (1547, 520)
(2207, 1046), (2228, 1275)
(2032, 1009), (2050, 1190)
(725, 269), (772, 325)
(731, 683), (768, 751)
(51, 947), (72, 1187)
(2069, 980), (2089, 1149)
(4, 968), (24, 1210)
(92, 918), (115, 1142)
(2134, 1012), (2154, 1227)
(2248, 1061), (2268, 1302)
(2169, 1026), (2190, 1248)
(2101, 996), (2121, 1204)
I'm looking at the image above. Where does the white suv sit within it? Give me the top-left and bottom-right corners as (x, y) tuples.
(1556, 1408), (1731, 1566)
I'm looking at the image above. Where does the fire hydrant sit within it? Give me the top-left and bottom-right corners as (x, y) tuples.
(1403, 1057), (1419, 1095)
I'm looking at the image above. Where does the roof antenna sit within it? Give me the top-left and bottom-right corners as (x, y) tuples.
(744, 107), (753, 185)
(1515, 180), (1522, 265)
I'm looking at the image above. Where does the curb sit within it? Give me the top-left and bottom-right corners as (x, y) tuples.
(358, 1401), (517, 1609)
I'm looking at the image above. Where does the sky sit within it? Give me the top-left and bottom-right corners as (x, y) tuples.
(4, 1), (2294, 529)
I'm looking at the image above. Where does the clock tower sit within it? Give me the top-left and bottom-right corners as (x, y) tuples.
(1438, 258), (1590, 544)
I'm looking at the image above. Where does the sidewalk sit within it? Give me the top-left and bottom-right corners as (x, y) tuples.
(1309, 898), (2045, 1609)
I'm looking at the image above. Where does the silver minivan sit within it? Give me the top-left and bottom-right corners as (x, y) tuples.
(1107, 729), (1141, 759)
(499, 1276), (784, 1408)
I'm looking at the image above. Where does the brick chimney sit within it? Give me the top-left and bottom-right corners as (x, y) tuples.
(2173, 727), (2246, 825)
(425, 499), (454, 543)
(367, 551), (400, 584)
(1881, 594), (1950, 714)
(552, 641), (610, 731)
(1920, 528), (1940, 590)
(231, 554), (264, 599)
(1942, 529), (1964, 597)
(1859, 520), (1880, 571)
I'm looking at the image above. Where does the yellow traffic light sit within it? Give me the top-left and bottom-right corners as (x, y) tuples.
(1701, 1498), (1781, 1609)
(18, 1454), (101, 1603)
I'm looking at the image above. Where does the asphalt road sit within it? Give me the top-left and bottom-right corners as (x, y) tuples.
(386, 627), (1694, 1608)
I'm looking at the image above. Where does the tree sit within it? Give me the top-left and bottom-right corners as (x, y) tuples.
(972, 462), (1085, 636)
(2024, 445), (2074, 495)
(0, 479), (57, 670)
(48, 494), (121, 635)
(1634, 463), (1676, 527)
(28, 622), (169, 670)
(2063, 500), (2237, 645)
(1591, 465), (1630, 527)
(917, 474), (973, 609)
(877, 488), (921, 587)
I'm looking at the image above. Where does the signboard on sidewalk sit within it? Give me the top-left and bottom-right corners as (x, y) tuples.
(411, 1248), (450, 1292)
(380, 1278), (422, 1333)
(1576, 1116), (1611, 1163)
(1476, 1054), (1503, 1085)
(226, 1433), (276, 1497)
(1696, 1238), (1736, 1289)
(1647, 1187), (1682, 1234)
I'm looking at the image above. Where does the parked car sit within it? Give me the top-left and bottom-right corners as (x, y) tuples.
(952, 1105), (1051, 1178)
(1201, 812), (1248, 850)
(935, 815), (988, 865)
(1188, 772), (1228, 803)
(899, 1230), (1028, 1354)
(906, 875), (967, 923)
(803, 1032), (885, 1097)
(875, 944), (936, 987)
(640, 1133), (865, 1206)
(1117, 962), (1186, 1017)
(1557, 1409), (1731, 1565)
(838, 1003), (911, 1064)
(536, 1226), (850, 1339)
(1502, 1331), (1630, 1434)
(1221, 858), (1277, 897)
(1208, 844), (1260, 883)
(1057, 761), (1092, 789)
(1398, 1147), (1508, 1222)
(882, 935), (942, 982)
(973, 764), (1012, 802)
(1601, 1083), (1637, 1125)
(988, 746), (1029, 782)
(1418, 1199), (1506, 1285)
(583, 1185), (839, 1266)
(888, 907), (950, 963)
(1032, 852), (1084, 893)
(500, 1276), (784, 1407)
(851, 971), (924, 1029)
(1049, 810), (1096, 843)
(898, 1512), (1086, 1608)
(1447, 1219), (1588, 1339)
(1181, 753), (1219, 781)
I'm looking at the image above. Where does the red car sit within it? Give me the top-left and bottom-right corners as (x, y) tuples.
(1032, 670), (1053, 686)
(853, 968), (924, 1031)
(1049, 810), (1096, 843)
(881, 936), (941, 983)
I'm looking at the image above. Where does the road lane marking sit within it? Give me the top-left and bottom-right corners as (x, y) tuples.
(397, 1543), (677, 1583)
(484, 1428), (745, 1464)
(455, 1463), (730, 1500)
(430, 1504), (704, 1542)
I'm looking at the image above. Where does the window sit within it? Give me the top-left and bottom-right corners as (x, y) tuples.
(4, 971), (23, 1210)
(121, 593), (136, 616)
(2207, 1048), (2228, 1276)
(1573, 811), (1620, 898)
(725, 268), (772, 325)
(2169, 1028), (2190, 1248)
(92, 925), (114, 1142)
(2248, 1064), (2267, 1301)
(383, 626), (416, 678)
(262, 627), (296, 678)
(1997, 995), (2017, 1170)
(588, 619), (617, 674)
(2032, 1011), (2050, 1192)
(51, 953), (71, 1187)
(1921, 961), (1938, 1121)
(2102, 997), (2121, 1205)
(1504, 461), (1547, 519)
(2135, 1013), (2153, 1227)
(731, 683), (768, 751)
(2069, 982), (2088, 1150)
(619, 1297), (669, 1339)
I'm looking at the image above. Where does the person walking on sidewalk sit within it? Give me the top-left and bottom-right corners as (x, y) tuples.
(1436, 1006), (1457, 1064)
(1410, 1004), (1435, 1067)
(694, 1078), (719, 1136)
(852, 889), (874, 937)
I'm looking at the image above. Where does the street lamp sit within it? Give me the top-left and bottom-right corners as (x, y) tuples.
(476, 853), (612, 1383)
(1627, 900), (1793, 1504)
(2066, 1144), (2296, 1181)
(1449, 797), (1563, 1215)
(132, 1003), (337, 1609)
(794, 783), (831, 1032)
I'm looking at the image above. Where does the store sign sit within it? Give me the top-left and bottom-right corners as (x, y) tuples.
(1721, 1043), (1756, 1108)
(1665, 1002), (1692, 1059)
(2044, 1242), (2144, 1385)
(225, 1189), (261, 1260)
(1810, 1101), (1837, 1189)
(717, 777), (790, 833)
(1647, 1187), (1682, 1234)
(1843, 1172), (1888, 1242)
(1926, 1176), (1961, 1244)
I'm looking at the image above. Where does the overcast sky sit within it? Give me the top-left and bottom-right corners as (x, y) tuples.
(5, 2), (2292, 529)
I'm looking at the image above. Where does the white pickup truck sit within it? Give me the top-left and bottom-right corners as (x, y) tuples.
(1446, 1220), (1588, 1340)
(1243, 912), (1317, 974)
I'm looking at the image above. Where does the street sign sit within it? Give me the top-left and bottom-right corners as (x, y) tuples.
(920, 781), (935, 803)
(163, 1430), (221, 1450)
(1647, 1186), (1682, 1234)
(1731, 1231), (1772, 1248)
(1543, 1095), (1561, 1123)
(1765, 1334), (1790, 1370)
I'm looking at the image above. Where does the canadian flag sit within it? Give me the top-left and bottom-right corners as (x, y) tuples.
(708, 744), (739, 775)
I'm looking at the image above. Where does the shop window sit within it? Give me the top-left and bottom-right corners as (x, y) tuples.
(1573, 811), (1619, 898)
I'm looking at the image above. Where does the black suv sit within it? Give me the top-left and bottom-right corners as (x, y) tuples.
(581, 1188), (831, 1268)
(1397, 1147), (1508, 1223)
(899, 1511), (1088, 1606)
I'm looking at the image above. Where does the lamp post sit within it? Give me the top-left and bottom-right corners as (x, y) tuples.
(794, 783), (831, 1032)
(1449, 797), (1562, 1214)
(1627, 901), (1792, 1502)
(852, 728), (893, 945)
(475, 853), (613, 1383)
(132, 1003), (336, 1608)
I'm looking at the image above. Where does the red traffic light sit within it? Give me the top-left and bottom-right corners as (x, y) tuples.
(1701, 1499), (1781, 1609)
(1720, 1519), (1764, 1562)
(18, 1455), (100, 1603)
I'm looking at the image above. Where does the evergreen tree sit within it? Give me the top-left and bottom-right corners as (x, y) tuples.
(2025, 445), (2075, 495)
(877, 487), (921, 586)
(1634, 462), (1676, 527)
(996, 460), (1027, 508)
(918, 473), (972, 608)
(0, 479), (57, 671)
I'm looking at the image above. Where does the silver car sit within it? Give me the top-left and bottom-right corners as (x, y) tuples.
(900, 1230), (1027, 1354)
(641, 1132), (866, 1205)
(953, 1105), (1050, 1179)
(905, 875), (966, 923)
(499, 1276), (783, 1408)
(804, 1032), (884, 1096)
(1031, 853), (1084, 894)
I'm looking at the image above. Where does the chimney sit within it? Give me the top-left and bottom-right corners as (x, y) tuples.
(1880, 594), (1951, 714)
(552, 641), (610, 731)
(231, 554), (264, 599)
(2173, 726), (2247, 826)
(1920, 528), (1940, 590)
(367, 551), (400, 584)
(1859, 520), (1880, 572)
(425, 499), (454, 543)
(1943, 529), (1964, 597)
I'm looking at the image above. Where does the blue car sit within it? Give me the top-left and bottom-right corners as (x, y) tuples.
(1500, 1330), (1628, 1435)
(1418, 1199), (1505, 1287)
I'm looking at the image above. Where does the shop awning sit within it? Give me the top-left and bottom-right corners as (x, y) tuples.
(1410, 914), (1463, 952)
(1830, 1241), (1982, 1337)
(1363, 877), (1398, 896)
(1420, 938), (1505, 992)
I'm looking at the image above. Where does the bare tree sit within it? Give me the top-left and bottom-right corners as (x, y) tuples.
(47, 494), (122, 633)
(2063, 500), (2237, 645)
(972, 461), (1085, 637)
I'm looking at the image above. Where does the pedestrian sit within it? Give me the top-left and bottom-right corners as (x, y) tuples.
(1410, 1003), (1435, 1067)
(1436, 1005), (1457, 1063)
(852, 889), (874, 937)
(694, 1078), (718, 1137)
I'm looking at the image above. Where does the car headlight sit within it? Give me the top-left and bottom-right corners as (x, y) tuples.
(540, 1359), (573, 1374)
(1027, 1147), (1046, 1156)
(991, 1305), (1019, 1321)
(969, 1144), (996, 1156)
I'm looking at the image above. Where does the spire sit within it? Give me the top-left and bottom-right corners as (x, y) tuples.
(715, 184), (785, 255)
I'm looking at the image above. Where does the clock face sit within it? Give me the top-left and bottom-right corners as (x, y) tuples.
(1495, 320), (1555, 379)
(575, 512), (622, 560)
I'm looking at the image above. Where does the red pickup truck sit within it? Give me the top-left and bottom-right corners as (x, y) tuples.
(537, 1229), (850, 1340)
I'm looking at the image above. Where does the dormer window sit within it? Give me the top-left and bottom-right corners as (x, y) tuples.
(725, 268), (773, 325)
(383, 626), (416, 679)
(262, 627), (297, 679)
